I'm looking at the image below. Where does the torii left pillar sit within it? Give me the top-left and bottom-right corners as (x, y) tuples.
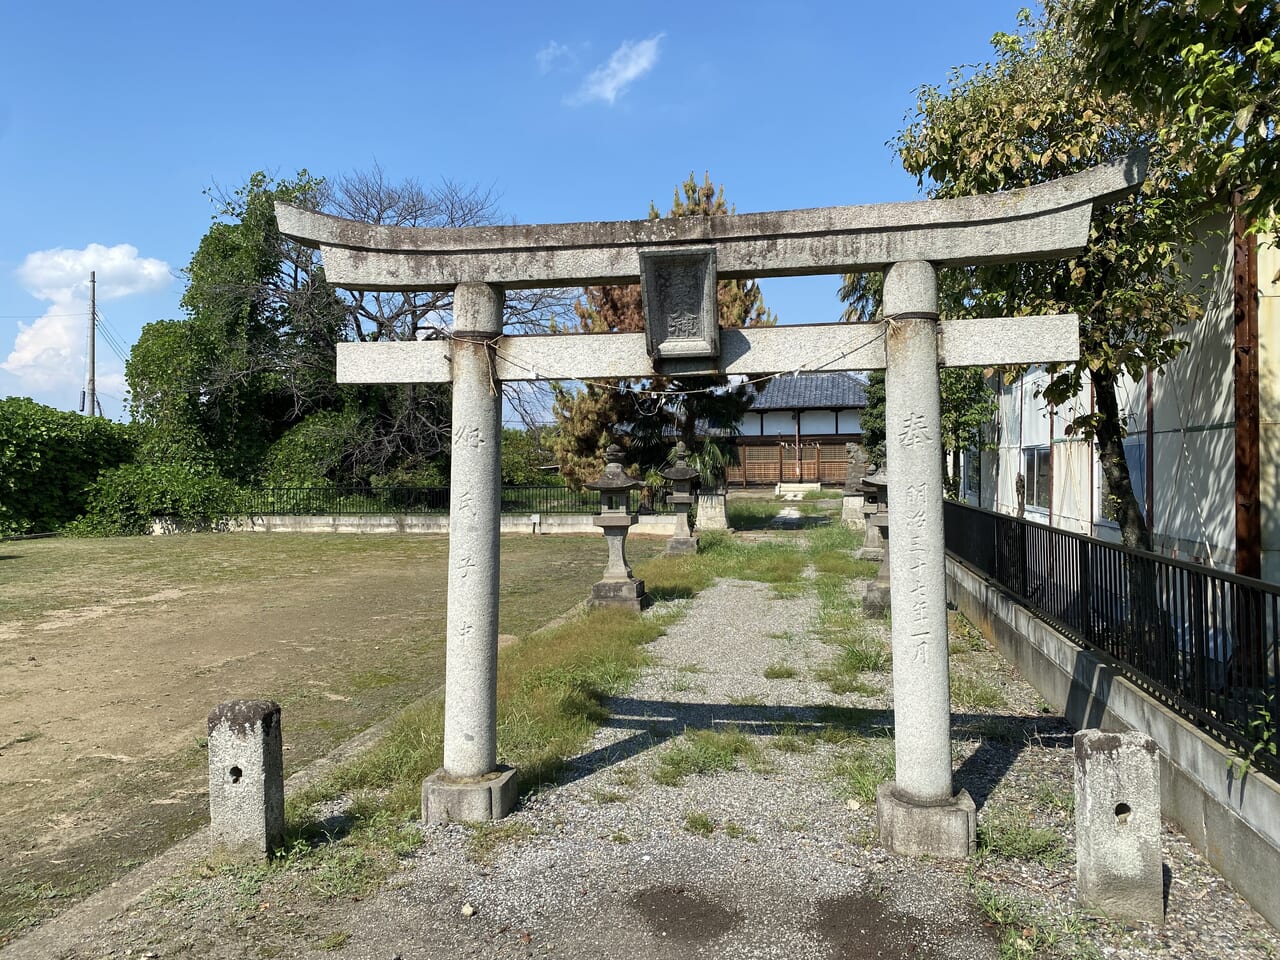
(422, 282), (518, 823)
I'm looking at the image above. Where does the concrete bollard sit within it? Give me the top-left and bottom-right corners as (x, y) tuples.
(1073, 729), (1164, 924)
(208, 700), (285, 859)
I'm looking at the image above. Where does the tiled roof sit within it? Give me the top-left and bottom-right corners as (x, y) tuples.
(747, 372), (868, 411)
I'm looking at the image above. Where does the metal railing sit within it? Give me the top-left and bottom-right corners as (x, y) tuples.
(944, 500), (1279, 778)
(241, 485), (675, 517)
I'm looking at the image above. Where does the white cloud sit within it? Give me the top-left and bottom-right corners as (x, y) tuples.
(571, 34), (663, 106)
(3, 243), (171, 392)
(16, 243), (169, 302)
(536, 40), (572, 73)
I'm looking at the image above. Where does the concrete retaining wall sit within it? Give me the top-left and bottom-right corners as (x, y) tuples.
(947, 557), (1280, 929)
(176, 513), (679, 537)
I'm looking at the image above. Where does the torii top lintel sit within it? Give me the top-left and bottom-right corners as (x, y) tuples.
(274, 153), (1146, 293)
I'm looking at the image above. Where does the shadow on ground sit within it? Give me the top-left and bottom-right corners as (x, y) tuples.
(552, 694), (1073, 812)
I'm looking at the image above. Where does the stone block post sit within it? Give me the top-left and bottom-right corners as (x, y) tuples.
(207, 700), (284, 859)
(424, 281), (518, 824)
(875, 260), (976, 859)
(1074, 730), (1164, 924)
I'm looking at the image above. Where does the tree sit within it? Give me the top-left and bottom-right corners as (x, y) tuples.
(127, 168), (578, 489)
(891, 9), (1203, 549)
(128, 170), (347, 481)
(1066, 0), (1280, 232)
(838, 262), (996, 483)
(552, 173), (776, 486)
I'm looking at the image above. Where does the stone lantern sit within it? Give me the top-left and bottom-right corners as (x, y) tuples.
(856, 465), (887, 562)
(585, 444), (649, 611)
(861, 466), (891, 618)
(659, 441), (701, 555)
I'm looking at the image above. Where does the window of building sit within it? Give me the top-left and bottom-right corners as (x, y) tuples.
(962, 449), (981, 504)
(1096, 438), (1147, 524)
(1023, 446), (1050, 511)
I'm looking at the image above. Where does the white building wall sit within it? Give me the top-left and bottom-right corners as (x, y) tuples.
(801, 410), (837, 434)
(982, 215), (1263, 579)
(1261, 240), (1280, 582)
(760, 411), (794, 437)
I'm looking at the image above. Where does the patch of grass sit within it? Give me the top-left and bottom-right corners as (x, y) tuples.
(636, 531), (807, 600)
(949, 612), (989, 652)
(723, 820), (755, 841)
(951, 672), (1008, 710)
(978, 809), (1068, 866)
(317, 605), (669, 815)
(653, 727), (762, 786)
(610, 831), (632, 844)
(683, 811), (717, 836)
(1033, 782), (1075, 816)
(960, 716), (1027, 746)
(806, 524), (875, 580)
(676, 662), (704, 674)
(347, 670), (402, 692)
(466, 821), (533, 864)
(316, 930), (350, 950)
(832, 736), (896, 803)
(764, 662), (798, 680)
(807, 570), (890, 695)
(589, 788), (627, 804)
(970, 874), (1105, 960)
(770, 732), (817, 754)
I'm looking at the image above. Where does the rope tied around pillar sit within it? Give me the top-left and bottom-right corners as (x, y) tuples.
(449, 330), (504, 397)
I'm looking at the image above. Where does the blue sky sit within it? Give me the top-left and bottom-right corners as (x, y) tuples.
(0, 0), (1028, 420)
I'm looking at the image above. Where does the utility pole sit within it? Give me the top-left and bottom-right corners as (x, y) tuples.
(86, 271), (96, 417)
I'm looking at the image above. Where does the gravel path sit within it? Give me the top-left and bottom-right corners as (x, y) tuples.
(24, 571), (1280, 959)
(321, 577), (1280, 960)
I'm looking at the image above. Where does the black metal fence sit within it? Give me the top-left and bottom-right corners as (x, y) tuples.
(241, 485), (675, 517)
(944, 500), (1278, 778)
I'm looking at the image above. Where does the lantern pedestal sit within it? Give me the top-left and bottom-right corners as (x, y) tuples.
(586, 444), (650, 612)
(665, 493), (698, 554)
(591, 513), (649, 611)
(659, 441), (702, 556)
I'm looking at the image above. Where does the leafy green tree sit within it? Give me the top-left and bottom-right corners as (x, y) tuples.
(892, 9), (1203, 548)
(0, 398), (135, 536)
(1066, 0), (1280, 232)
(127, 170), (347, 482)
(839, 263), (995, 483)
(500, 427), (558, 486)
(552, 173), (776, 486)
(940, 367), (996, 494)
(859, 372), (887, 467)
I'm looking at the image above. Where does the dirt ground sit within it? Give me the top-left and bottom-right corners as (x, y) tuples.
(0, 531), (659, 942)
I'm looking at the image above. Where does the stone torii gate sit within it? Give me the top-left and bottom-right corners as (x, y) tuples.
(276, 154), (1143, 858)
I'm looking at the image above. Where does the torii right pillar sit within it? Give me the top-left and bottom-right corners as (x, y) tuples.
(876, 260), (977, 858)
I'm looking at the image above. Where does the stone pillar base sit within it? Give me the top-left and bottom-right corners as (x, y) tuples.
(863, 581), (891, 618)
(855, 546), (883, 562)
(423, 766), (518, 824)
(591, 578), (650, 611)
(666, 537), (699, 556)
(877, 783), (976, 859)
